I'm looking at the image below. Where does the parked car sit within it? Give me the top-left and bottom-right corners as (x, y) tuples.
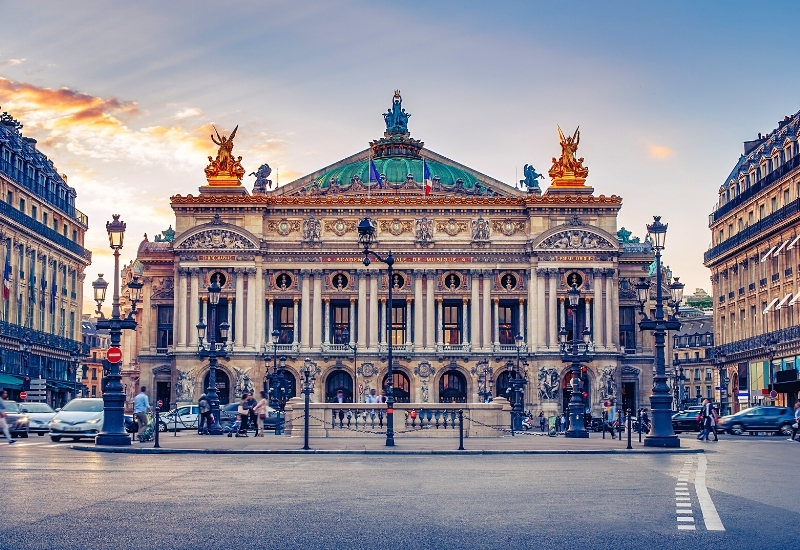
(219, 402), (278, 431)
(672, 410), (702, 434)
(159, 406), (200, 432)
(19, 402), (56, 436)
(2, 400), (29, 438)
(49, 398), (104, 442)
(718, 406), (796, 436)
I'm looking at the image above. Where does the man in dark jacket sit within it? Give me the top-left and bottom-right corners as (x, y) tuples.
(198, 394), (211, 435)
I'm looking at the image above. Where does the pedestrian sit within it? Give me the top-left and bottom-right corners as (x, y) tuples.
(559, 413), (566, 433)
(333, 389), (346, 403)
(0, 390), (16, 444)
(245, 393), (259, 437)
(197, 393), (211, 435)
(641, 408), (650, 433)
(710, 406), (719, 441)
(697, 399), (713, 441)
(789, 400), (800, 442)
(253, 391), (269, 437)
(538, 411), (546, 432)
(365, 388), (378, 416)
(133, 386), (151, 442)
(236, 395), (250, 437)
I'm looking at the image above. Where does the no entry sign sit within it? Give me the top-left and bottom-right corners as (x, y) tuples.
(19, 391), (27, 400)
(107, 347), (122, 363)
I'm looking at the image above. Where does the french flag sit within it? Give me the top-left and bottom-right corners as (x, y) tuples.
(423, 159), (432, 196)
(2, 254), (10, 301)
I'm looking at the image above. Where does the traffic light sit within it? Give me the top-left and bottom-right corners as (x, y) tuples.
(22, 376), (30, 391)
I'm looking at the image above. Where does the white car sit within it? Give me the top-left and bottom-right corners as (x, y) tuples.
(49, 398), (104, 442)
(159, 405), (200, 432)
(19, 402), (57, 436)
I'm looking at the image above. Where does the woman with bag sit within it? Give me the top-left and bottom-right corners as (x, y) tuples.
(236, 396), (250, 437)
(253, 391), (269, 437)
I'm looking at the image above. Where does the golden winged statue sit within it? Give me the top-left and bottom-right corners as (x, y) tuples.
(205, 125), (244, 181)
(548, 125), (589, 182)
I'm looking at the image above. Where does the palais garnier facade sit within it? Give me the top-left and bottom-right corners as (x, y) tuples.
(116, 92), (658, 415)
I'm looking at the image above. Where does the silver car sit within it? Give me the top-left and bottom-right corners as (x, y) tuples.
(20, 402), (57, 436)
(49, 398), (104, 442)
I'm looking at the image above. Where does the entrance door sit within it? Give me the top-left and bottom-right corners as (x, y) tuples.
(204, 370), (231, 405)
(621, 382), (636, 414)
(156, 382), (171, 409)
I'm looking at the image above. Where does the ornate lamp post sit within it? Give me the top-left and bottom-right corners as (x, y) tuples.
(635, 216), (684, 447)
(507, 333), (528, 432)
(196, 276), (230, 435)
(559, 283), (591, 438)
(476, 361), (494, 403)
(69, 349), (80, 400)
(764, 337), (777, 405)
(712, 349), (728, 415)
(267, 354), (287, 435)
(20, 333), (32, 377)
(94, 215), (143, 446)
(301, 357), (316, 450)
(342, 327), (358, 402)
(358, 217), (395, 446)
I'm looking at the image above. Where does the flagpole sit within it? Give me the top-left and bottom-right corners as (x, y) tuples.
(368, 152), (371, 200)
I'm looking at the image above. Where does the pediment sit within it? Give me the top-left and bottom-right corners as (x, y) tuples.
(174, 215), (260, 251)
(534, 219), (619, 252)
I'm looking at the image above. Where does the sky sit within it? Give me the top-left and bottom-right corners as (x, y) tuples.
(1, 0), (800, 314)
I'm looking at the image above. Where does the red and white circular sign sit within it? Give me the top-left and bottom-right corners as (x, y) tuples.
(19, 391), (27, 400)
(107, 347), (122, 363)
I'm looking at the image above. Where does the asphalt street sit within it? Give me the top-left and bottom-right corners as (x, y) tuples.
(1, 434), (798, 550)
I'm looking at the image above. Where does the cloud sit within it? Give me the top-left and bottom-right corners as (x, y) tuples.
(2, 58), (25, 66)
(648, 145), (674, 159)
(174, 107), (202, 119)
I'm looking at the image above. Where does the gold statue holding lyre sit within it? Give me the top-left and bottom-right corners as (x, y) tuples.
(204, 125), (245, 184)
(548, 125), (589, 187)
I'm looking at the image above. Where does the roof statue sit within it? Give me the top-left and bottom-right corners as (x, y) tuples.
(520, 164), (543, 192)
(154, 225), (176, 243)
(548, 125), (590, 189)
(250, 163), (272, 195)
(616, 227), (640, 244)
(204, 125), (245, 187)
(383, 90), (411, 136)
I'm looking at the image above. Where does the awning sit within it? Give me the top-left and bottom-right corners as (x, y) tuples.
(787, 235), (800, 250)
(776, 293), (793, 309)
(773, 380), (800, 393)
(0, 373), (24, 389)
(790, 294), (800, 306)
(763, 297), (780, 314)
(761, 246), (777, 261)
(774, 241), (789, 256)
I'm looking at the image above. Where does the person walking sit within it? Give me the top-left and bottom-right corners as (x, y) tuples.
(710, 405), (719, 441)
(245, 393), (259, 437)
(197, 393), (211, 435)
(236, 395), (250, 437)
(559, 413), (567, 433)
(697, 399), (713, 441)
(253, 391), (269, 436)
(789, 400), (800, 442)
(538, 411), (546, 432)
(133, 386), (151, 443)
(0, 390), (16, 444)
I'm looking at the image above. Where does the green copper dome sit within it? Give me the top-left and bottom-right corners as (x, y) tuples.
(315, 157), (484, 191)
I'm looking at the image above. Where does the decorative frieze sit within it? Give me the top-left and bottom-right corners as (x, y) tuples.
(379, 219), (413, 236)
(492, 219), (526, 236)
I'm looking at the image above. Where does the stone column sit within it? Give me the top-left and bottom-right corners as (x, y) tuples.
(268, 298), (274, 341)
(350, 298), (356, 346)
(425, 270), (435, 350)
(593, 269), (603, 348)
(293, 297), (300, 346)
(323, 299), (330, 344)
(518, 299), (525, 344)
(414, 272), (423, 350)
(605, 269), (614, 351)
(381, 298), (388, 344)
(245, 269), (256, 348)
(482, 271), (492, 350)
(176, 268), (187, 348)
(585, 296), (592, 338)
(369, 274), (378, 350)
(407, 298), (414, 346)
(234, 269), (244, 348)
(436, 298), (443, 346)
(610, 268), (619, 348)
(548, 269), (558, 350)
(227, 296), (233, 339)
(312, 270), (322, 349)
(493, 299), (500, 346)
(470, 270), (480, 347)
(253, 267), (263, 351)
(536, 268), (546, 351)
(462, 297), (469, 346)
(300, 270), (310, 350)
(559, 298), (565, 330)
(357, 272), (367, 347)
(527, 268), (536, 349)
(141, 276), (152, 350)
(189, 269), (199, 348)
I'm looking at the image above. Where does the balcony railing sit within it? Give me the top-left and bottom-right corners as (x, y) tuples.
(0, 200), (91, 261)
(263, 342), (300, 354)
(0, 319), (87, 355)
(321, 343), (353, 353)
(436, 343), (471, 353)
(0, 158), (88, 225)
(492, 343), (529, 354)
(705, 198), (800, 263)
(379, 342), (414, 353)
(673, 357), (711, 366)
(715, 324), (800, 357)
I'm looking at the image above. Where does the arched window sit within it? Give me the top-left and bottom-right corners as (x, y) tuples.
(381, 372), (411, 403)
(495, 370), (512, 400)
(326, 371), (353, 402)
(203, 370), (231, 405)
(439, 370), (467, 403)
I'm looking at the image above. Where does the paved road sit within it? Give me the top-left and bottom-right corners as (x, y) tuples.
(0, 434), (798, 549)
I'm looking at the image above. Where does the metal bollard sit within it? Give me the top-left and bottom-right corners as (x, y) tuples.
(638, 409), (642, 443)
(458, 410), (464, 450)
(173, 401), (178, 437)
(602, 411), (606, 439)
(626, 408), (632, 450)
(154, 405), (161, 449)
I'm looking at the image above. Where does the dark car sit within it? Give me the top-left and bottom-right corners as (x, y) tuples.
(2, 400), (29, 438)
(672, 411), (702, 434)
(718, 406), (796, 436)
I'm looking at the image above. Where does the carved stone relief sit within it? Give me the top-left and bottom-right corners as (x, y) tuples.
(177, 229), (257, 250)
(436, 219), (467, 236)
(492, 219), (526, 236)
(379, 219), (413, 236)
(539, 229), (616, 250)
(267, 219), (301, 236)
(324, 218), (357, 237)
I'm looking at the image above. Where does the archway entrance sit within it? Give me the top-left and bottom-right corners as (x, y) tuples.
(562, 369), (590, 414)
(382, 372), (411, 403)
(496, 371), (511, 400)
(204, 370), (231, 405)
(439, 370), (467, 403)
(326, 371), (353, 402)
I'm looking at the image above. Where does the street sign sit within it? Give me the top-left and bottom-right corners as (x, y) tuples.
(107, 347), (122, 363)
(30, 378), (46, 390)
(770, 390), (777, 398)
(19, 391), (27, 400)
(157, 400), (163, 408)
(715, 386), (724, 390)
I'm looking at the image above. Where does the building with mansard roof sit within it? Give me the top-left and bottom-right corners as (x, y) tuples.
(119, 93), (660, 418)
(0, 108), (91, 406)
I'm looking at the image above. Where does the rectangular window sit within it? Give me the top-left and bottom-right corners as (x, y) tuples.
(331, 302), (350, 344)
(760, 204), (766, 219)
(443, 303), (462, 345)
(784, 189), (790, 206)
(91, 368), (97, 380)
(72, 230), (77, 242)
(772, 197), (778, 213)
(62, 224), (67, 237)
(69, 311), (75, 340)
(42, 212), (48, 226)
(391, 302), (406, 345)
(70, 270), (76, 298)
(91, 386), (97, 397)
(748, 211), (754, 225)
(53, 219), (57, 231)
(619, 306), (636, 352)
(59, 307), (65, 337)
(275, 302), (294, 344)
(6, 191), (11, 203)
(31, 205), (37, 220)
(705, 368), (712, 381)
(694, 369), (701, 381)
(157, 305), (174, 349)
(19, 198), (25, 213)
(498, 304), (517, 345)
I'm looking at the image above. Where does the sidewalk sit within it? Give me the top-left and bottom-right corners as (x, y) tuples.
(72, 431), (704, 455)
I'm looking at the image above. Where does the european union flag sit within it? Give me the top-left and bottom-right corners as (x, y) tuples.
(369, 160), (383, 189)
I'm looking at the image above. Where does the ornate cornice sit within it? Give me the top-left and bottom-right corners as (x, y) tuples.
(169, 194), (622, 206)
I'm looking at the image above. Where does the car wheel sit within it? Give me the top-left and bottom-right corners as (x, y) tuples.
(730, 423), (744, 436)
(50, 436), (62, 442)
(21, 431), (29, 438)
(674, 431), (682, 434)
(37, 432), (45, 436)
(779, 423), (793, 436)
(158, 422), (168, 433)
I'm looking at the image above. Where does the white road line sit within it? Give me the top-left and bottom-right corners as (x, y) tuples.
(677, 517), (695, 522)
(695, 455), (724, 531)
(678, 525), (696, 530)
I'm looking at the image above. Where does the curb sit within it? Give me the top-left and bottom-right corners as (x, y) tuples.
(71, 445), (703, 456)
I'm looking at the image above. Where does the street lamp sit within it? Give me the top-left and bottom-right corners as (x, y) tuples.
(196, 275), (230, 435)
(301, 357), (316, 450)
(476, 360), (493, 403)
(507, 333), (528, 432)
(559, 283), (591, 438)
(266, 355), (287, 435)
(342, 327), (358, 402)
(95, 215), (141, 446)
(20, 333), (32, 377)
(265, 328), (280, 394)
(69, 349), (80, 400)
(764, 337), (777, 405)
(358, 216), (395, 446)
(636, 215), (683, 448)
(712, 349), (728, 415)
